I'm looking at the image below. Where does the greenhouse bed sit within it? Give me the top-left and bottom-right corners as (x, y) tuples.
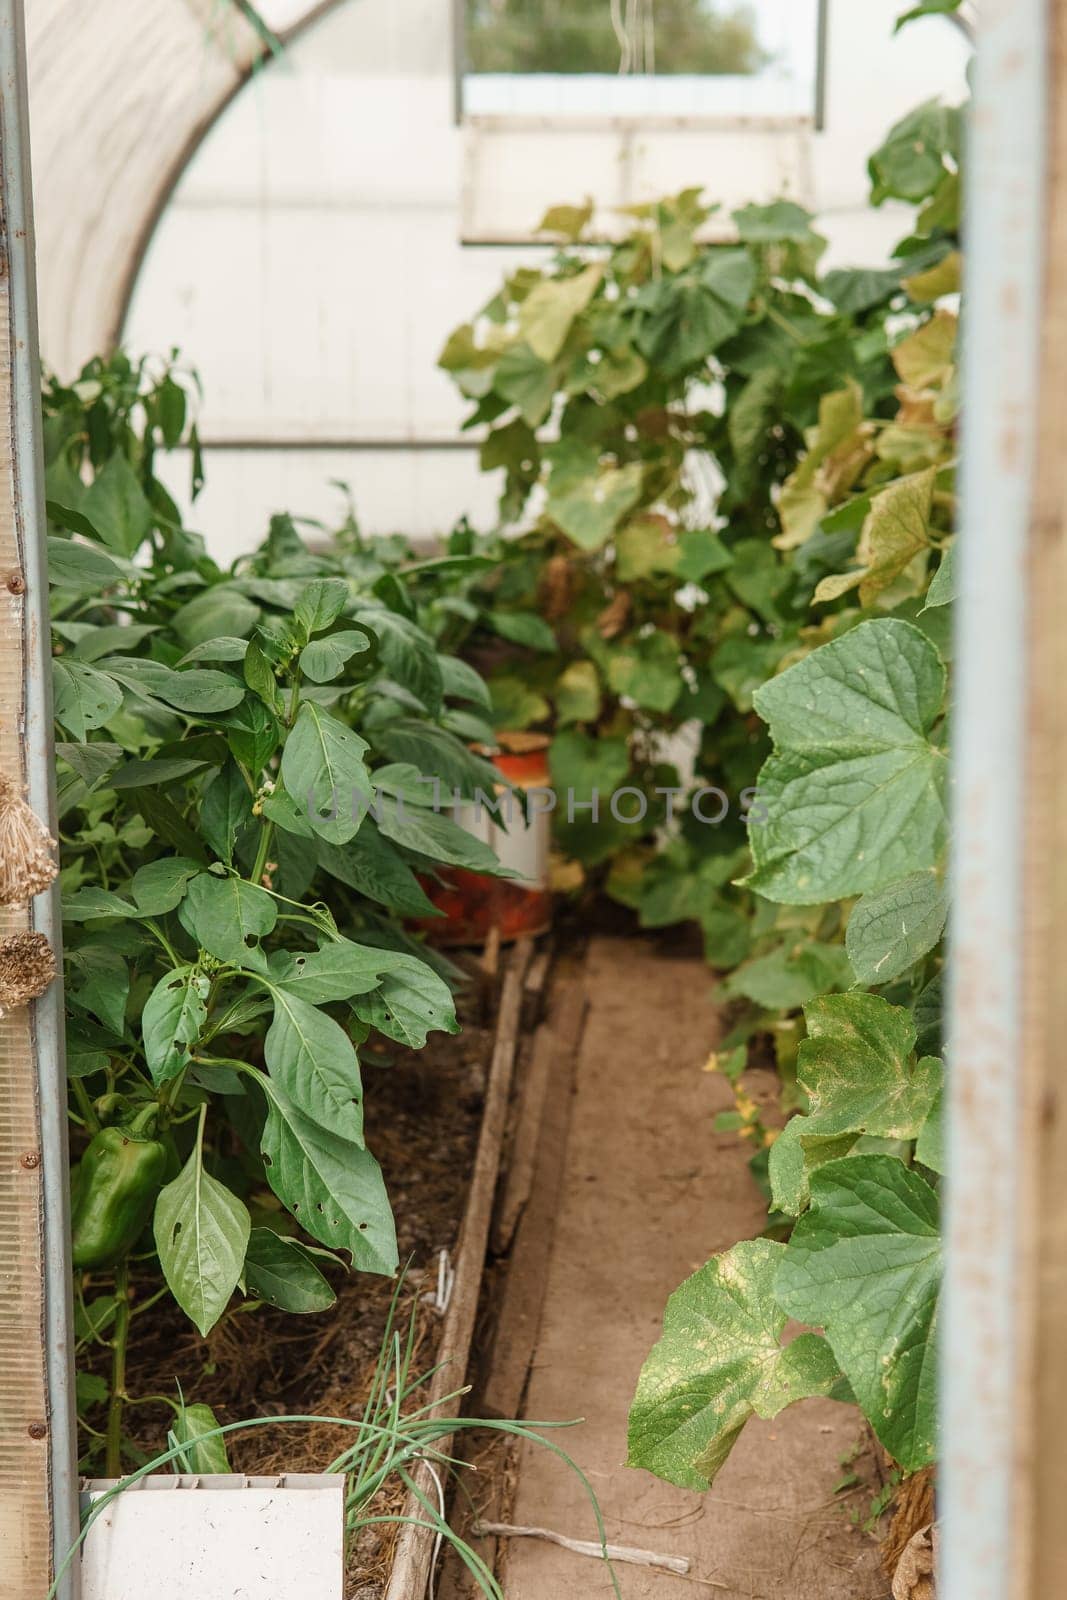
(75, 941), (545, 1597)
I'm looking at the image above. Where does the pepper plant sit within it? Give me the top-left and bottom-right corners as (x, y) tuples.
(46, 355), (507, 1471)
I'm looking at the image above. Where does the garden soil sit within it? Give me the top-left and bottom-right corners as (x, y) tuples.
(452, 936), (891, 1600)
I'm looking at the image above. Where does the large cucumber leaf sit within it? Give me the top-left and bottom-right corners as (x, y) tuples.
(746, 619), (947, 904)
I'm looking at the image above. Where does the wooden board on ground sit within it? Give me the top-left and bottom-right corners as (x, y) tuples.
(491, 959), (587, 1260)
(382, 937), (533, 1600)
(445, 937), (889, 1600)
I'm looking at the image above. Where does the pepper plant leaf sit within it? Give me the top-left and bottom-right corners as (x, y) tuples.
(142, 965), (210, 1084)
(53, 659), (124, 739)
(129, 856), (201, 916)
(350, 952), (459, 1048)
(154, 1134), (251, 1338)
(316, 825), (439, 917)
(257, 1076), (398, 1275)
(268, 939), (386, 1004)
(180, 872), (278, 971)
(264, 988), (366, 1147)
(374, 794), (509, 876)
(281, 701), (373, 845)
(243, 1227), (337, 1313)
(298, 630), (372, 685)
(171, 1401), (231, 1474)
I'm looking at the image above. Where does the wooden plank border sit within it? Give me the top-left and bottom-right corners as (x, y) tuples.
(383, 937), (534, 1600)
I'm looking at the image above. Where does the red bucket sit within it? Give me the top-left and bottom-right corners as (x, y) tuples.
(414, 733), (553, 947)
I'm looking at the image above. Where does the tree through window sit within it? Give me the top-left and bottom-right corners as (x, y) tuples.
(465, 0), (771, 77)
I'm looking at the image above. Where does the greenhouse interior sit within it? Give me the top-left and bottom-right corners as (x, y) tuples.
(1, 0), (1060, 1597)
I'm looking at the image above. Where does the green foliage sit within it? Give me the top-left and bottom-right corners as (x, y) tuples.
(745, 618), (948, 903)
(52, 356), (500, 1471)
(62, 74), (965, 1492)
(464, 0), (769, 75)
(619, 91), (960, 1491)
(627, 1237), (842, 1490)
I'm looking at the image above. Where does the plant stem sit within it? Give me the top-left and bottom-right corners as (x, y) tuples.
(105, 1264), (131, 1478)
(71, 1077), (100, 1133)
(251, 817), (276, 887)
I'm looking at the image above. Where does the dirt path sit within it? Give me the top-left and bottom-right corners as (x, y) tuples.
(488, 937), (889, 1600)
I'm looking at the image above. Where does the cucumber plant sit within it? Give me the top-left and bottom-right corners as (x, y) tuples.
(438, 100), (959, 975)
(628, 106), (960, 1484)
(439, 88), (960, 1485)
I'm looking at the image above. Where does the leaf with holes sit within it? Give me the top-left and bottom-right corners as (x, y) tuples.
(268, 940), (387, 1004)
(350, 952), (458, 1048)
(180, 872), (278, 971)
(243, 1228), (337, 1314)
(53, 660), (124, 739)
(154, 1139), (251, 1337)
(142, 965), (210, 1084)
(257, 1076), (397, 1274)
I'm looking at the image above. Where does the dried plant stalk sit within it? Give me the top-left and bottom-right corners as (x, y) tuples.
(0, 775), (58, 904)
(0, 930), (57, 1016)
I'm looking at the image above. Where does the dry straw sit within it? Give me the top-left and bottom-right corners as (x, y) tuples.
(0, 774), (57, 904)
(0, 930), (56, 1016)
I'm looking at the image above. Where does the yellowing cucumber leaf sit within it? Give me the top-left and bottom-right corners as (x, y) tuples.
(547, 461), (644, 551)
(537, 199), (593, 240)
(892, 310), (958, 390)
(775, 381), (873, 550)
(904, 249), (961, 302)
(628, 1238), (841, 1490)
(813, 467), (935, 608)
(519, 264), (604, 363)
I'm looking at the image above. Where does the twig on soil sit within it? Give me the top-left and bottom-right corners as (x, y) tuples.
(472, 1520), (692, 1576)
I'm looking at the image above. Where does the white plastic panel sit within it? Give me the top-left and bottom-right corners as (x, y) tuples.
(120, 0), (971, 554)
(153, 445), (502, 566)
(80, 1475), (345, 1600)
(460, 118), (814, 242)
